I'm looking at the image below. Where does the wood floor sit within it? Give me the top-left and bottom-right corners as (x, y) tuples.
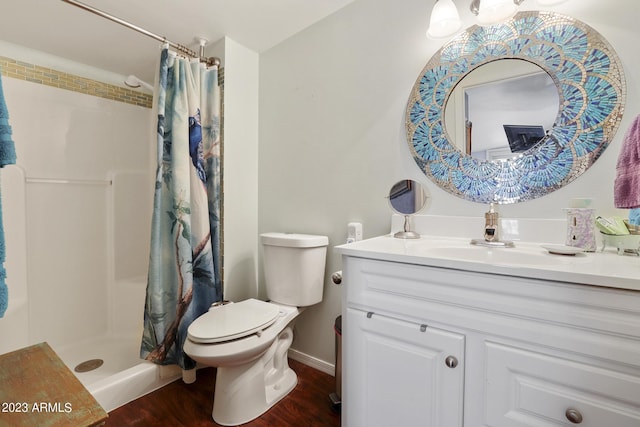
(104, 358), (341, 426)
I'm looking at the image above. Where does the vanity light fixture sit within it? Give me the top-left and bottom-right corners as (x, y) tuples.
(470, 0), (522, 26)
(426, 0), (462, 39)
(427, 0), (570, 39)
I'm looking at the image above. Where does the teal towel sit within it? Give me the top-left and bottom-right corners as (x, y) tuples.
(0, 69), (16, 318)
(0, 70), (16, 166)
(629, 208), (640, 226)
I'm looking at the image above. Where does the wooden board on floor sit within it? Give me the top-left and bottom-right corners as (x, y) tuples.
(0, 342), (108, 426)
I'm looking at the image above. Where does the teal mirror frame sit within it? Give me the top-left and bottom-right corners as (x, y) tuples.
(406, 11), (626, 204)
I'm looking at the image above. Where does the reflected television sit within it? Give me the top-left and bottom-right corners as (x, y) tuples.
(503, 125), (546, 153)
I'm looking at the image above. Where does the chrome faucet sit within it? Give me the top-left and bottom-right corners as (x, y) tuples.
(470, 203), (515, 248)
(484, 203), (499, 242)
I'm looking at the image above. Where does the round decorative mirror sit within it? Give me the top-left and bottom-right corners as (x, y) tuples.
(406, 11), (626, 204)
(389, 179), (427, 239)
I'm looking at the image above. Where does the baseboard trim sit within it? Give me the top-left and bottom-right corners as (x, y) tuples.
(288, 348), (335, 377)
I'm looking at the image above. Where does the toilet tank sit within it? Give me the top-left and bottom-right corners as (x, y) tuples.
(261, 233), (329, 307)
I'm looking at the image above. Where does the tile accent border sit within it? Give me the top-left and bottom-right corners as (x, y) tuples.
(0, 55), (153, 108)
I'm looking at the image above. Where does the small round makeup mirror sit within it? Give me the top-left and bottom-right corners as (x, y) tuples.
(388, 179), (427, 239)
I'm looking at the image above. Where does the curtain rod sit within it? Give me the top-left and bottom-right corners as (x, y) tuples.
(61, 0), (220, 67)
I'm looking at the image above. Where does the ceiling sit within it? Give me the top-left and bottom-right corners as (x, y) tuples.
(0, 0), (356, 84)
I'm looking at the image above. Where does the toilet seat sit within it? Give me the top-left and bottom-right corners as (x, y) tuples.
(187, 299), (281, 344)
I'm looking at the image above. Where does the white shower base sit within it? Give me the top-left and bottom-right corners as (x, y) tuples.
(54, 334), (181, 412)
(51, 275), (184, 413)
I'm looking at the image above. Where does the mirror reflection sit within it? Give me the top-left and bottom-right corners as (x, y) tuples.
(389, 179), (426, 215)
(444, 60), (559, 161)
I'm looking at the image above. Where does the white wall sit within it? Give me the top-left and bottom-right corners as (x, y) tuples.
(258, 0), (640, 366)
(218, 37), (261, 303)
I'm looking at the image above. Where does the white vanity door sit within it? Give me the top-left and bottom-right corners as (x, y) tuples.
(484, 342), (640, 426)
(344, 307), (465, 427)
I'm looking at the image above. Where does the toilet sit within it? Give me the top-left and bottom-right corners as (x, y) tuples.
(183, 232), (328, 426)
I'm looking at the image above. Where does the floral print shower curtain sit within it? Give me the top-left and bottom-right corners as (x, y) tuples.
(140, 46), (222, 370)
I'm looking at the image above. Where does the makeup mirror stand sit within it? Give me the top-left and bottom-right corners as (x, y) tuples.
(394, 215), (421, 239)
(388, 179), (427, 239)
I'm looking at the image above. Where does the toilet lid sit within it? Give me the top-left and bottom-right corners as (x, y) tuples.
(187, 299), (280, 344)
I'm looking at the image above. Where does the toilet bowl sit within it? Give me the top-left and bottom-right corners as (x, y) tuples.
(183, 233), (328, 426)
(183, 299), (301, 425)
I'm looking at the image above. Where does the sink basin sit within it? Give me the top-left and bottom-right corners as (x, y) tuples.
(338, 235), (591, 270)
(413, 244), (588, 267)
(335, 233), (640, 292)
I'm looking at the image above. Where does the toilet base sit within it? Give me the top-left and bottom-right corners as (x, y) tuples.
(211, 326), (297, 426)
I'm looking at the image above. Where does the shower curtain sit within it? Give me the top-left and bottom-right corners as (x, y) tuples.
(140, 46), (222, 370)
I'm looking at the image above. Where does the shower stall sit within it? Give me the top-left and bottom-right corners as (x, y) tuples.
(0, 76), (179, 411)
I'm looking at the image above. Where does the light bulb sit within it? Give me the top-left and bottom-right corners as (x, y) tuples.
(476, 0), (518, 25)
(426, 0), (462, 39)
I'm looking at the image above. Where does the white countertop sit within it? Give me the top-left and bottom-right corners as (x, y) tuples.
(335, 235), (640, 292)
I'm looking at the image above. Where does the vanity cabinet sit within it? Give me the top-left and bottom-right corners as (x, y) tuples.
(341, 255), (640, 427)
(346, 307), (464, 426)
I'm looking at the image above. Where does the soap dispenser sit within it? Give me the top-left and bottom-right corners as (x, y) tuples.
(484, 203), (499, 242)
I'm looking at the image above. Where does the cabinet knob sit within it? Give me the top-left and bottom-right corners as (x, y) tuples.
(565, 408), (583, 424)
(331, 271), (342, 285)
(444, 355), (458, 368)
